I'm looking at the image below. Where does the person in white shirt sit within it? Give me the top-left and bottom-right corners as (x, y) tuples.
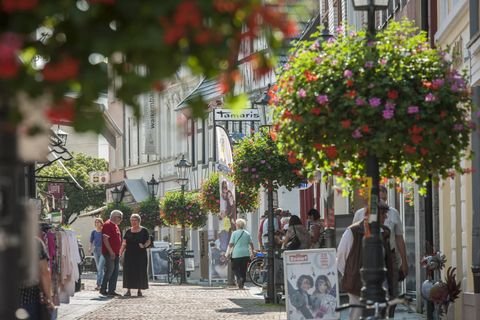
(351, 185), (408, 317)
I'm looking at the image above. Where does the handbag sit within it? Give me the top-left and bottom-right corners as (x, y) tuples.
(285, 226), (301, 250)
(225, 231), (244, 259)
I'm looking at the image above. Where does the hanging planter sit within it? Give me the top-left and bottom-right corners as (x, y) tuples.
(199, 172), (260, 214)
(160, 191), (207, 229)
(273, 20), (474, 191)
(231, 131), (304, 191)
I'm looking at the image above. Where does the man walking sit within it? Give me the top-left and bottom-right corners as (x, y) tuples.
(337, 201), (394, 319)
(352, 185), (408, 317)
(100, 210), (123, 297)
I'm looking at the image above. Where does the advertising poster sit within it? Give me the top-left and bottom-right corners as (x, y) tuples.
(284, 249), (340, 320)
(215, 125), (236, 266)
(150, 241), (170, 280)
(208, 228), (229, 280)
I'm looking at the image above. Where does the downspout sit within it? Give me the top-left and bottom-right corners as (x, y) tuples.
(470, 0), (480, 294)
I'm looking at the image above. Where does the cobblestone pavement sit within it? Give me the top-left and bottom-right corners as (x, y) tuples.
(59, 277), (425, 320)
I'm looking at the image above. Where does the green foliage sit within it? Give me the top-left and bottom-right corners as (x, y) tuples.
(102, 202), (133, 231)
(2, 1), (295, 132)
(138, 197), (162, 231)
(199, 172), (259, 214)
(199, 172), (220, 214)
(37, 152), (108, 225)
(273, 20), (474, 190)
(231, 131), (304, 191)
(160, 191), (207, 229)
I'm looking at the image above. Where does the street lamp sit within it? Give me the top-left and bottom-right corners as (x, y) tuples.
(147, 174), (159, 198)
(54, 126), (68, 146)
(175, 154), (191, 284)
(351, 0), (390, 315)
(60, 194), (69, 210)
(111, 185), (122, 204)
(253, 86), (278, 303)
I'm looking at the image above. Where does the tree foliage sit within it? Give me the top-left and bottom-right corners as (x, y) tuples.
(37, 152), (108, 225)
(138, 197), (162, 231)
(273, 20), (474, 190)
(1, 1), (296, 133)
(102, 202), (133, 231)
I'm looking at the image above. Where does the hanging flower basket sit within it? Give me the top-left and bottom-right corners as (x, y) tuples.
(160, 191), (207, 229)
(199, 172), (260, 214)
(273, 20), (474, 190)
(232, 131), (304, 191)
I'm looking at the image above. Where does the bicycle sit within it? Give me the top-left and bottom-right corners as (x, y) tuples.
(335, 294), (414, 319)
(248, 251), (266, 287)
(167, 249), (184, 284)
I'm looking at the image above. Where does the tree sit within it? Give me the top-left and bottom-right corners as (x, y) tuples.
(1, 1), (296, 133)
(138, 197), (162, 231)
(102, 202), (133, 230)
(37, 152), (108, 224)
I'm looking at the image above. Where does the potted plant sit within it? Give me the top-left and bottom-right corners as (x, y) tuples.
(160, 191), (207, 229)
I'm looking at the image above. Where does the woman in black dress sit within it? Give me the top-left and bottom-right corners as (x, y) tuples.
(120, 213), (151, 297)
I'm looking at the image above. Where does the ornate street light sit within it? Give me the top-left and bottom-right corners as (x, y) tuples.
(147, 174), (159, 198)
(54, 126), (68, 146)
(111, 185), (122, 204)
(351, 0), (390, 316)
(175, 154), (191, 284)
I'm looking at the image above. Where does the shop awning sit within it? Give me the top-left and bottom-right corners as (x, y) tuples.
(79, 205), (107, 218)
(124, 179), (150, 203)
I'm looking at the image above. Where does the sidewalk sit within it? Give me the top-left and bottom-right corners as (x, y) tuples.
(58, 275), (425, 319)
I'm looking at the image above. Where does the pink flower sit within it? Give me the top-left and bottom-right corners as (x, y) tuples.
(343, 69), (353, 78)
(385, 101), (396, 109)
(407, 106), (419, 114)
(297, 88), (307, 98)
(251, 168), (257, 172)
(364, 61), (374, 68)
(242, 167), (249, 172)
(425, 93), (436, 102)
(453, 124), (464, 131)
(352, 129), (363, 139)
(383, 109), (395, 119)
(369, 97), (381, 107)
(379, 58), (388, 65)
(355, 98), (366, 106)
(260, 159), (266, 164)
(316, 95), (329, 105)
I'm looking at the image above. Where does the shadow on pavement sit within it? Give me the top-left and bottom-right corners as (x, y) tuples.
(216, 298), (285, 316)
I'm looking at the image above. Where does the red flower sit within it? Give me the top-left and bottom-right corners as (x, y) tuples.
(408, 125), (423, 135)
(341, 119), (351, 128)
(281, 109), (293, 120)
(411, 134), (423, 145)
(1, 0), (38, 12)
(440, 111), (447, 119)
(387, 90), (399, 100)
(42, 56), (80, 82)
(304, 71), (318, 82)
(361, 125), (371, 133)
(287, 151), (298, 164)
(310, 107), (321, 115)
(404, 145), (416, 154)
(324, 146), (337, 159)
(0, 32), (22, 79)
(346, 90), (357, 99)
(346, 79), (354, 87)
(174, 1), (202, 28)
(420, 148), (429, 156)
(313, 143), (323, 150)
(46, 98), (75, 124)
(422, 81), (432, 89)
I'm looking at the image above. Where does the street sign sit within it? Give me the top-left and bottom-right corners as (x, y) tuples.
(214, 108), (260, 121)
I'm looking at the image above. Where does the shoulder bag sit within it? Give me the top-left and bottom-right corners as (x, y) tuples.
(286, 225), (301, 250)
(225, 231), (244, 259)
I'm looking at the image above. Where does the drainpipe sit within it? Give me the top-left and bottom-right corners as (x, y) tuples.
(471, 87), (480, 293)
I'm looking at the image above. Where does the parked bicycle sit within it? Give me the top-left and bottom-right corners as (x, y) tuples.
(166, 249), (184, 284)
(248, 251), (266, 286)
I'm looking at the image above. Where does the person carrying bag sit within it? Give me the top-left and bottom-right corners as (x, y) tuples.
(282, 215), (310, 250)
(227, 219), (254, 289)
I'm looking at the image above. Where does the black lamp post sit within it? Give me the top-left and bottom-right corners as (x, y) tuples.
(253, 87), (277, 303)
(351, 0), (390, 315)
(54, 126), (68, 146)
(175, 154), (191, 284)
(147, 174), (159, 199)
(111, 185), (122, 204)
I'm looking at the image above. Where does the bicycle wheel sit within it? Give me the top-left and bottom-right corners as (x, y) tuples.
(248, 258), (265, 287)
(174, 261), (182, 284)
(167, 257), (174, 284)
